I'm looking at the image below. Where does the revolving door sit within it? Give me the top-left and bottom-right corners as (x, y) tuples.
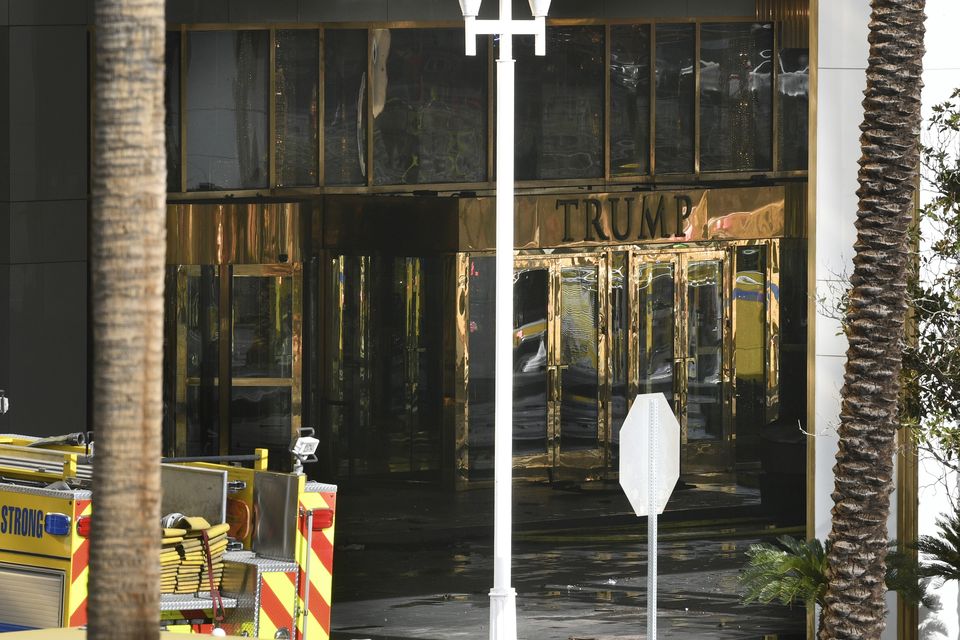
(163, 204), (303, 470)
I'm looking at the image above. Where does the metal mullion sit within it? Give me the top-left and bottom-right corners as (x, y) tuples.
(597, 253), (609, 469)
(488, 35), (495, 182)
(88, 28), (94, 198)
(549, 261), (562, 474)
(318, 28), (325, 186)
(723, 248), (734, 446)
(175, 268), (188, 456)
(766, 239), (781, 425)
(218, 264), (232, 457)
(455, 253), (471, 489)
(603, 24), (611, 181)
(649, 24), (656, 176)
(291, 263), (303, 451)
(226, 378), (295, 388)
(772, 21), (781, 172)
(627, 251), (639, 412)
(366, 29), (375, 187)
(676, 253), (687, 447)
(269, 28), (278, 188)
(180, 25), (187, 193)
(694, 21), (701, 178)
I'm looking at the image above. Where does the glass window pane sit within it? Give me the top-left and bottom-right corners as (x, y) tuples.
(165, 31), (181, 192)
(611, 25), (651, 176)
(654, 24), (695, 174)
(468, 256), (495, 477)
(513, 268), (549, 456)
(687, 259), (724, 441)
(778, 46), (809, 171)
(232, 275), (293, 379)
(324, 29), (368, 186)
(184, 267), (220, 457)
(699, 22), (773, 172)
(515, 26), (604, 180)
(186, 385), (219, 456)
(372, 29), (487, 185)
(559, 266), (599, 452)
(186, 30), (269, 191)
(276, 30), (319, 187)
(638, 261), (675, 399)
(734, 245), (766, 462)
(230, 387), (291, 471)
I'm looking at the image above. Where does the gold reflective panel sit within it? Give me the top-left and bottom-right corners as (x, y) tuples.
(167, 202), (302, 265)
(456, 185), (787, 251)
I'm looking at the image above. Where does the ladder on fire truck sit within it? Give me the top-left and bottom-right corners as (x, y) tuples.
(0, 434), (93, 486)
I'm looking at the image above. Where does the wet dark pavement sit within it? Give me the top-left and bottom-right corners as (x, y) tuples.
(329, 479), (807, 639)
(333, 474), (769, 547)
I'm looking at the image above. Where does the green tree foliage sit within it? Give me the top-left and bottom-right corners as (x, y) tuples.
(903, 88), (960, 470)
(739, 536), (936, 610)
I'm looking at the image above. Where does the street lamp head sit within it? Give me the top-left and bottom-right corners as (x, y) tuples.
(459, 0), (482, 18)
(528, 0), (552, 17)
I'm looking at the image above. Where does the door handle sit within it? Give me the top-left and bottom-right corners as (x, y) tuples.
(547, 364), (569, 403)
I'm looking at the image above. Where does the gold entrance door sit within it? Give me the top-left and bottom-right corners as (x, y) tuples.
(513, 255), (606, 481)
(632, 250), (731, 472)
(681, 251), (731, 469)
(174, 263), (301, 468)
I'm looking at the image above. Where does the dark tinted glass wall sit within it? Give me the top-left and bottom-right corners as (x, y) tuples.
(778, 45), (809, 171)
(610, 25), (651, 176)
(186, 31), (269, 190)
(515, 26), (604, 181)
(165, 32), (181, 192)
(276, 30), (319, 187)
(324, 30), (368, 185)
(165, 21), (805, 193)
(373, 29), (487, 185)
(699, 23), (773, 172)
(654, 24), (695, 174)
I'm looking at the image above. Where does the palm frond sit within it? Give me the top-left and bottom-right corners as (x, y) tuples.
(887, 543), (940, 611)
(914, 508), (960, 584)
(739, 536), (828, 607)
(739, 536), (936, 611)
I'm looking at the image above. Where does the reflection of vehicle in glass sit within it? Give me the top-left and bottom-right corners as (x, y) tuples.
(735, 269), (766, 379)
(699, 48), (776, 97)
(515, 330), (547, 373)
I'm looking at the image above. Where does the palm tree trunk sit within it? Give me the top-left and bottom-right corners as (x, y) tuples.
(818, 1), (925, 639)
(88, 0), (166, 637)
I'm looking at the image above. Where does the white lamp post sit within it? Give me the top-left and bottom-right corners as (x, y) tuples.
(458, 2), (550, 640)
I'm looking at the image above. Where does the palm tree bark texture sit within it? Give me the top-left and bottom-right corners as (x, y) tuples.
(89, 0), (166, 638)
(818, 1), (925, 639)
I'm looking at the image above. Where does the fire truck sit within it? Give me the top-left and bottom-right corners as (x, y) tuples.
(0, 432), (336, 639)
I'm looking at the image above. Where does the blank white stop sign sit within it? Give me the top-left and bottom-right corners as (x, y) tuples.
(619, 392), (680, 517)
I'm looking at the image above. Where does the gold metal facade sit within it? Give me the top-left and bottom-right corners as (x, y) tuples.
(161, 186), (801, 483)
(455, 237), (786, 485)
(457, 186), (790, 251)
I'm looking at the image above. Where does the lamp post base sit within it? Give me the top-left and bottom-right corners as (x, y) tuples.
(489, 587), (517, 640)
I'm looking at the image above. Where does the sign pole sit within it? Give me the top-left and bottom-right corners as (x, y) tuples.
(646, 397), (658, 639)
(618, 393), (678, 640)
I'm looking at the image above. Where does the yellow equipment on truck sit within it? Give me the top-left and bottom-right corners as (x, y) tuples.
(0, 433), (336, 639)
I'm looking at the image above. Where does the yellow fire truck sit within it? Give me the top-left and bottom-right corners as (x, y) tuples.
(0, 433), (336, 639)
